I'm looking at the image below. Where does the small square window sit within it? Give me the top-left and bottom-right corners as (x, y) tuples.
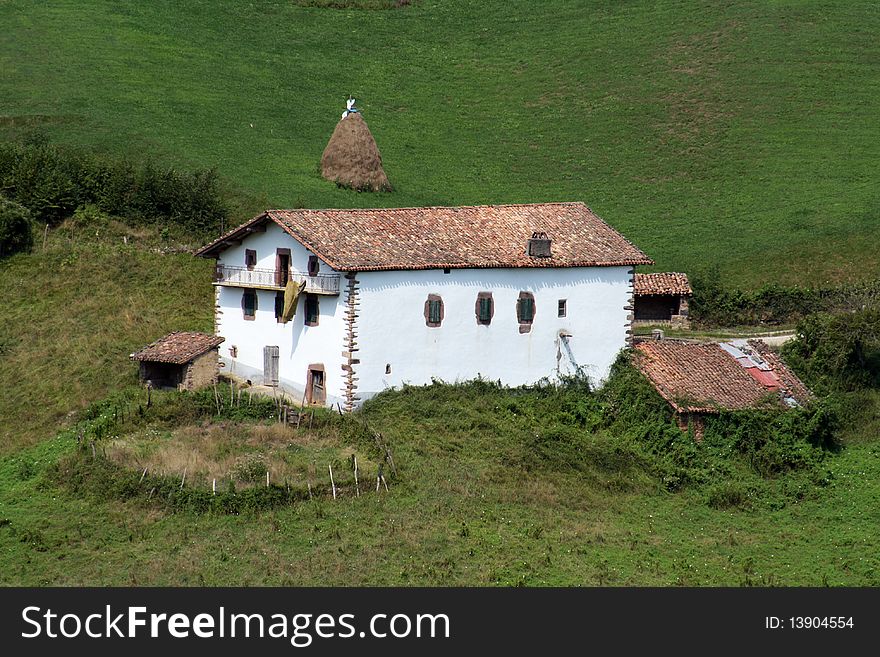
(304, 294), (319, 326)
(558, 299), (567, 317)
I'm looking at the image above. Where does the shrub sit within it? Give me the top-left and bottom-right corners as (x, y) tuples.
(689, 265), (880, 327)
(0, 135), (228, 234)
(783, 306), (880, 391)
(0, 196), (34, 258)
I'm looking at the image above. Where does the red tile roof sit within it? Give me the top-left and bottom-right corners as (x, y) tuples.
(634, 272), (691, 296)
(633, 340), (811, 413)
(196, 203), (653, 271)
(130, 332), (224, 365)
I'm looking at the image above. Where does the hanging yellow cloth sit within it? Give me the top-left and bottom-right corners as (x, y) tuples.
(281, 279), (306, 323)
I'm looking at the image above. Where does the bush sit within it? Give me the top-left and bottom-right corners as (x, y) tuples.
(0, 135), (228, 234)
(0, 196), (34, 258)
(689, 265), (880, 327)
(783, 306), (880, 392)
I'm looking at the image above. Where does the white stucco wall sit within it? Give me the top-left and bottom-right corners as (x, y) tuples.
(354, 266), (633, 401)
(210, 222), (634, 408)
(214, 223), (347, 405)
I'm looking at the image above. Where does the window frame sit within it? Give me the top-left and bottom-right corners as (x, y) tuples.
(558, 299), (567, 318)
(308, 255), (320, 277)
(274, 291), (285, 323)
(275, 248), (291, 287)
(245, 249), (257, 270)
(475, 292), (494, 325)
(517, 291), (536, 333)
(304, 293), (319, 327)
(242, 288), (258, 321)
(424, 294), (444, 328)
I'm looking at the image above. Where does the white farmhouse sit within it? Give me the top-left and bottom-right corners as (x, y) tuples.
(195, 203), (652, 410)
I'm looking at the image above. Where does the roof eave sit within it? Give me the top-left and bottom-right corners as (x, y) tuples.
(194, 213), (272, 258)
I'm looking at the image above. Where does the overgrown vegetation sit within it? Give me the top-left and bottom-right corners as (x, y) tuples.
(0, 133), (228, 235)
(783, 306), (880, 393)
(3, 330), (879, 583)
(43, 385), (390, 514)
(0, 195), (33, 258)
(689, 266), (880, 327)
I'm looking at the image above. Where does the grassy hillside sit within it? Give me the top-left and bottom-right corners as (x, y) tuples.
(2, 0), (880, 588)
(0, 216), (213, 453)
(1, 374), (879, 586)
(2, 0), (879, 286)
(1, 223), (878, 585)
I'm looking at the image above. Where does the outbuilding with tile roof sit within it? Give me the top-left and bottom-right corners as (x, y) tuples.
(633, 338), (812, 438)
(633, 272), (692, 327)
(130, 331), (224, 391)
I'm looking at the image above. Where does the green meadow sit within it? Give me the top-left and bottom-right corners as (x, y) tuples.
(1, 0), (880, 586)
(2, 0), (879, 285)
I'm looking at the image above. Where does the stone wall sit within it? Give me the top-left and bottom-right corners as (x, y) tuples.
(182, 348), (220, 390)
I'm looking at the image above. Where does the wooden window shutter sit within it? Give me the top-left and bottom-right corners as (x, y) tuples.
(475, 292), (493, 325)
(263, 345), (279, 385)
(517, 292), (535, 333)
(242, 289), (257, 320)
(424, 294), (444, 327)
(305, 294), (319, 326)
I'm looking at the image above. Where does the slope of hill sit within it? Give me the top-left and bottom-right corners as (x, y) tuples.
(0, 218), (213, 453)
(2, 0), (879, 286)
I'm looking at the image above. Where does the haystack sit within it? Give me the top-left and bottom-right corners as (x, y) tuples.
(320, 112), (391, 192)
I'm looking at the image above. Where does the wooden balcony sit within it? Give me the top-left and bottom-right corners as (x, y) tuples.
(213, 265), (341, 295)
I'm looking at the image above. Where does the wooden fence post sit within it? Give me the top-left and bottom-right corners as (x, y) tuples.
(354, 456), (360, 497)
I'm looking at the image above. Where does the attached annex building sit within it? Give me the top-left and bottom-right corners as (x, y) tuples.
(196, 203), (652, 410)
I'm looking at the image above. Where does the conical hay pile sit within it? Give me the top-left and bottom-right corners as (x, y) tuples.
(320, 113), (392, 192)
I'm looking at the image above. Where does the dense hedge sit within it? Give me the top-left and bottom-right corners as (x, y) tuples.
(0, 195), (33, 258)
(782, 306), (880, 393)
(0, 133), (227, 234)
(689, 265), (880, 327)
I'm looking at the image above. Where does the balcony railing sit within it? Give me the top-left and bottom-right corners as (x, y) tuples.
(213, 265), (340, 295)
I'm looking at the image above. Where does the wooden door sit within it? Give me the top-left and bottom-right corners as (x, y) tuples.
(306, 364), (326, 405)
(263, 345), (279, 386)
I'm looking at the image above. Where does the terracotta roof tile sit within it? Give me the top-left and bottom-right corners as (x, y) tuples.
(130, 332), (224, 365)
(634, 272), (692, 296)
(196, 203), (653, 271)
(633, 340), (811, 413)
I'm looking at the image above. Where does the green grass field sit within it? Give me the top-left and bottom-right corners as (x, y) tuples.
(1, 374), (879, 586)
(2, 0), (879, 286)
(2, 0), (880, 587)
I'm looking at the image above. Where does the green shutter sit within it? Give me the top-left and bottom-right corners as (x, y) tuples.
(524, 297), (534, 322)
(479, 297), (490, 322)
(429, 299), (441, 324)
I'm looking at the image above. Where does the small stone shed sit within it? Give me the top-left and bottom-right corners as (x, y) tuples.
(130, 331), (224, 391)
(633, 272), (692, 327)
(633, 338), (812, 439)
